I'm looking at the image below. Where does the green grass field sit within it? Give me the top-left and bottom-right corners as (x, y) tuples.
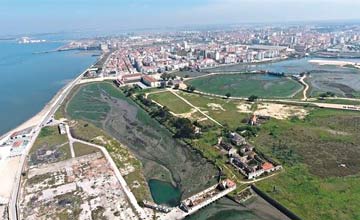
(73, 142), (100, 157)
(187, 73), (302, 98)
(148, 91), (193, 114)
(250, 108), (360, 220)
(177, 91), (250, 129)
(147, 90), (250, 129)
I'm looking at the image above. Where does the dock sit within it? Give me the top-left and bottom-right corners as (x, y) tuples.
(159, 179), (236, 220)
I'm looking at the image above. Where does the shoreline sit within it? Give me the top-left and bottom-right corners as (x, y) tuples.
(0, 84), (66, 141)
(309, 59), (360, 68)
(0, 49), (104, 141)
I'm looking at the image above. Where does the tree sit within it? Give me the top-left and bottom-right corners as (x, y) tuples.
(160, 73), (170, 81)
(319, 91), (335, 98)
(173, 118), (195, 138)
(248, 95), (258, 102)
(187, 85), (196, 92)
(225, 93), (231, 99)
(170, 74), (176, 80)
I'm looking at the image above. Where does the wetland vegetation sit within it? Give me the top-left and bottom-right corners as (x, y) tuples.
(65, 82), (218, 205)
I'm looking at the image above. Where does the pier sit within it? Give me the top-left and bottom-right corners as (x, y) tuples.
(159, 179), (236, 220)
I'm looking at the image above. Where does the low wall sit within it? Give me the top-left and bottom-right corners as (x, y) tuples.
(251, 185), (302, 220)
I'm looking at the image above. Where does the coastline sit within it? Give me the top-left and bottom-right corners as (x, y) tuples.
(4, 67), (94, 220)
(0, 84), (66, 141)
(0, 47), (105, 140)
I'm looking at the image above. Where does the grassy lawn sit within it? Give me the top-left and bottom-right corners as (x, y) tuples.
(187, 73), (302, 98)
(176, 91), (250, 129)
(148, 91), (193, 114)
(73, 142), (100, 157)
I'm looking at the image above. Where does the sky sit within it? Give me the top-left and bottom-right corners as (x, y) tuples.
(1, 0), (360, 35)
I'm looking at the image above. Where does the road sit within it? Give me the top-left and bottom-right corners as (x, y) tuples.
(189, 89), (360, 112)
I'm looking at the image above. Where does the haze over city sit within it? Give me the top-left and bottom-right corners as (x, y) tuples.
(1, 0), (360, 35)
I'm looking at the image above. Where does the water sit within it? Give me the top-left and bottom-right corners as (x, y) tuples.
(185, 195), (291, 220)
(208, 57), (360, 97)
(148, 179), (181, 206)
(0, 40), (98, 135)
(210, 57), (360, 74)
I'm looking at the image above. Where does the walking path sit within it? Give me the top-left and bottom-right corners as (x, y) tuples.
(65, 124), (75, 158)
(144, 89), (167, 99)
(167, 89), (224, 127)
(298, 74), (309, 101)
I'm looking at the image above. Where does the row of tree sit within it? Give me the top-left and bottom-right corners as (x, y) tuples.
(136, 94), (197, 139)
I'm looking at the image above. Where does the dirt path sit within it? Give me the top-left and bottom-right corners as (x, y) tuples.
(298, 74), (309, 101)
(167, 89), (224, 127)
(144, 89), (167, 99)
(65, 124), (75, 158)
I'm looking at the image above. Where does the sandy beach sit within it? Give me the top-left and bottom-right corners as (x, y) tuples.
(0, 157), (21, 203)
(309, 59), (360, 68)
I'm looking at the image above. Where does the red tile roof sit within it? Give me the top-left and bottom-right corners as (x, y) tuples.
(262, 162), (274, 171)
(142, 75), (157, 83)
(12, 141), (23, 148)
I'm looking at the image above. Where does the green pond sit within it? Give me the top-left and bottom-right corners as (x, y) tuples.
(148, 179), (182, 206)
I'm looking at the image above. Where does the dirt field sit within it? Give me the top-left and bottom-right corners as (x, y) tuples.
(20, 153), (139, 220)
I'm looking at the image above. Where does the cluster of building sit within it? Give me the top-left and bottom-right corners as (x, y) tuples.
(102, 39), (288, 78)
(19, 152), (140, 220)
(114, 72), (181, 89)
(179, 179), (236, 213)
(70, 24), (360, 82)
(0, 127), (34, 158)
(219, 131), (281, 179)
